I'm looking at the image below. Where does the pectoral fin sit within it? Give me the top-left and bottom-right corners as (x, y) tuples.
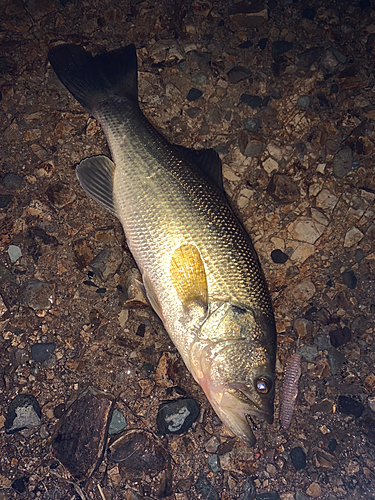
(170, 244), (208, 309)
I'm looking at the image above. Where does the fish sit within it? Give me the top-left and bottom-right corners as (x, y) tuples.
(48, 43), (277, 446)
(280, 353), (301, 430)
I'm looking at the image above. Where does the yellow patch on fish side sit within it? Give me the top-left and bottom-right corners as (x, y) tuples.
(170, 244), (208, 308)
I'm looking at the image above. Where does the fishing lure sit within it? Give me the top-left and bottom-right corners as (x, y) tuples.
(280, 353), (302, 429)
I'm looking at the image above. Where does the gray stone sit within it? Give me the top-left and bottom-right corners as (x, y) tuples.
(31, 342), (56, 363)
(243, 117), (262, 132)
(20, 280), (55, 310)
(90, 248), (123, 281)
(109, 408), (127, 435)
(328, 346), (346, 375)
(5, 394), (42, 434)
(7, 245), (22, 263)
(297, 96), (310, 109)
(207, 454), (221, 473)
(297, 345), (318, 361)
(333, 147), (353, 178)
(1, 172), (23, 190)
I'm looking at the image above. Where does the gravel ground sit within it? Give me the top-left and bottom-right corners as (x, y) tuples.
(1, 0), (375, 499)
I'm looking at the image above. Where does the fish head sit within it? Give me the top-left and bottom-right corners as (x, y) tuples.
(192, 302), (276, 446)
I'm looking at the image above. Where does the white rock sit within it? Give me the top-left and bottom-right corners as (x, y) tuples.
(237, 196), (248, 209)
(292, 280), (316, 302)
(267, 143), (283, 160)
(288, 218), (325, 244)
(316, 189), (338, 212)
(290, 243), (315, 263)
(263, 157), (278, 174)
(316, 163), (326, 174)
(344, 227), (363, 247)
(271, 237), (285, 251)
(223, 167), (240, 181)
(311, 208), (329, 226)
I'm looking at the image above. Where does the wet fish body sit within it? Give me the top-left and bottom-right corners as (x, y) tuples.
(48, 43), (277, 446)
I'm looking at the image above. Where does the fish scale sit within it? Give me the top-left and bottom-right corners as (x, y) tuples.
(48, 42), (277, 446)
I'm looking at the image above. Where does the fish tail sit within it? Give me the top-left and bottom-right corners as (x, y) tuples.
(48, 44), (138, 114)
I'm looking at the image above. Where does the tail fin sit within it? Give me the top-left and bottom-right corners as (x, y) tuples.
(48, 44), (138, 114)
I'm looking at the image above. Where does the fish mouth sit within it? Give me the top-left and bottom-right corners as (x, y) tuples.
(207, 386), (274, 447)
(225, 386), (274, 424)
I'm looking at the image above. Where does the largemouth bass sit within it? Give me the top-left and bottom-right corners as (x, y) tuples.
(48, 43), (277, 446)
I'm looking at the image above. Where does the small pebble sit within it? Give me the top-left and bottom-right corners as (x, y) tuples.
(205, 435), (220, 453)
(267, 173), (300, 204)
(314, 335), (329, 350)
(294, 318), (313, 340)
(11, 478), (27, 494)
(342, 270), (357, 289)
(227, 66), (251, 84)
(238, 40), (253, 49)
(333, 147), (353, 178)
(0, 194), (13, 208)
(2, 172), (23, 190)
(302, 7), (316, 19)
(243, 117), (262, 132)
(329, 327), (351, 348)
(5, 394), (42, 434)
(207, 454), (220, 473)
(354, 248), (364, 262)
(157, 398), (200, 435)
(31, 343), (56, 363)
(7, 245), (22, 263)
(258, 38), (268, 50)
(207, 107), (221, 124)
(240, 94), (263, 108)
(53, 403), (65, 419)
(272, 40), (293, 57)
(271, 249), (288, 264)
(20, 280), (55, 310)
(337, 395), (364, 418)
(328, 438), (337, 453)
(195, 471), (219, 500)
(187, 88), (203, 101)
(297, 96), (310, 109)
(297, 345), (318, 362)
(191, 72), (206, 84)
(108, 408), (127, 435)
(83, 280), (97, 287)
(90, 248), (122, 281)
(186, 107), (201, 118)
(327, 346), (346, 375)
(305, 482), (321, 498)
(290, 446), (306, 471)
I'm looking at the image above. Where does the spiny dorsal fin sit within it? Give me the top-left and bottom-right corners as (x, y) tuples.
(175, 146), (224, 192)
(76, 155), (117, 216)
(170, 244), (208, 309)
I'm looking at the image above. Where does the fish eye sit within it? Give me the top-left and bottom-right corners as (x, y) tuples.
(256, 376), (272, 394)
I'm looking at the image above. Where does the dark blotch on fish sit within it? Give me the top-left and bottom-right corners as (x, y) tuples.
(280, 353), (301, 429)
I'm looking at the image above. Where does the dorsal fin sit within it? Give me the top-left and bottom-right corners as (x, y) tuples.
(175, 146), (224, 192)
